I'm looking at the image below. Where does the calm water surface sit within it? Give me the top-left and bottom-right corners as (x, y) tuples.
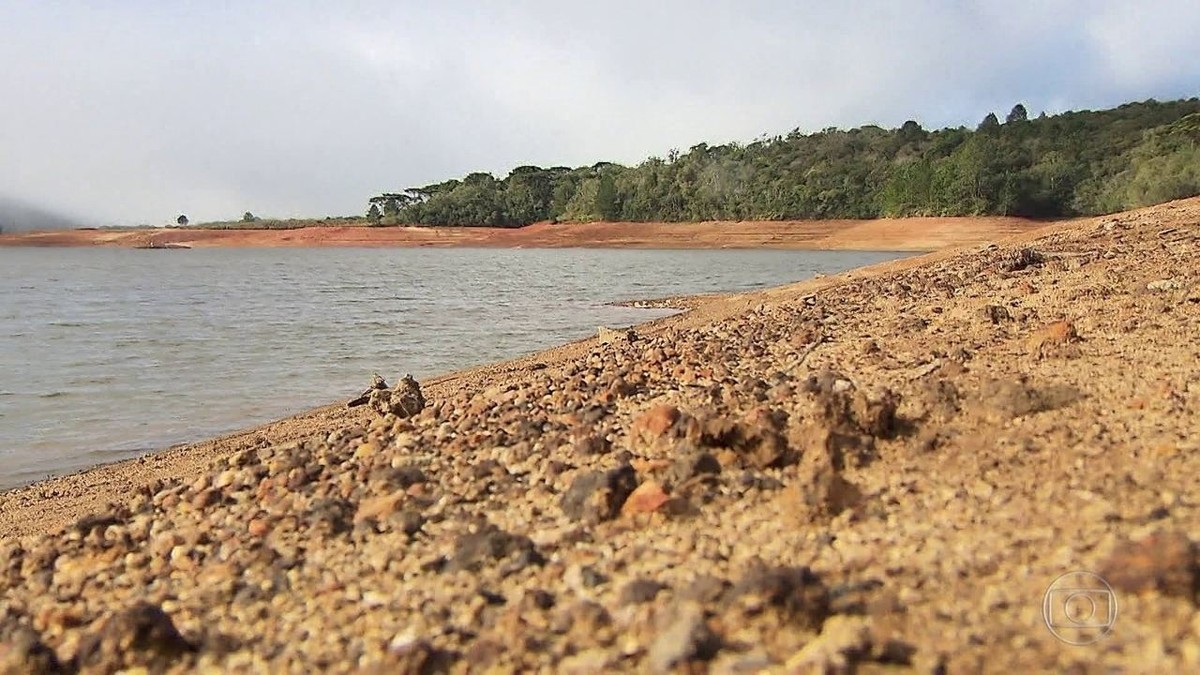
(0, 247), (907, 490)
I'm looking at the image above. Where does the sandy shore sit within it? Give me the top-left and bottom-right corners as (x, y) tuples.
(1, 199), (1198, 672)
(0, 215), (1042, 251)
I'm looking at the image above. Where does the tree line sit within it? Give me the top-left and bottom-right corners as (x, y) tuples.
(367, 98), (1200, 227)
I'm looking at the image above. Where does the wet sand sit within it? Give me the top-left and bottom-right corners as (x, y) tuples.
(1, 199), (1198, 672)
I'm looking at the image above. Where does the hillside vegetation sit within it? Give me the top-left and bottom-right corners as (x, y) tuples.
(367, 98), (1200, 227)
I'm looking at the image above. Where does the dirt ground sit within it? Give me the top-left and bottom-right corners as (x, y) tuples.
(0, 215), (1041, 251)
(1, 199), (1198, 673)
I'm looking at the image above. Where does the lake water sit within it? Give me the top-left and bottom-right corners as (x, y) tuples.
(0, 247), (906, 490)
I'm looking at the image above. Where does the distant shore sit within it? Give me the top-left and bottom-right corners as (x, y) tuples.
(0, 215), (1047, 251)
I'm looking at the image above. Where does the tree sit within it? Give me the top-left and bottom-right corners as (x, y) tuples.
(1006, 104), (1029, 124)
(242, 212), (256, 223)
(595, 172), (619, 220)
(367, 98), (1200, 225)
(381, 198), (400, 221)
(176, 214), (189, 227)
(366, 203), (381, 222)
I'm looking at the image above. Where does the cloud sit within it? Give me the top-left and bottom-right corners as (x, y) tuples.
(0, 1), (1197, 225)
(0, 195), (80, 232)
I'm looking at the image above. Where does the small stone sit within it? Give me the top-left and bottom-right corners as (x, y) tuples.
(398, 511), (426, 537)
(247, 518), (270, 537)
(353, 440), (382, 461)
(598, 326), (637, 345)
(572, 431), (611, 456)
(213, 470), (238, 490)
(784, 615), (873, 672)
(620, 579), (668, 605)
(982, 305), (1011, 324)
(647, 603), (721, 672)
(379, 637), (447, 673)
(561, 465), (638, 523)
(1146, 279), (1181, 292)
(552, 601), (613, 646)
(664, 452), (721, 489)
(190, 489), (220, 510)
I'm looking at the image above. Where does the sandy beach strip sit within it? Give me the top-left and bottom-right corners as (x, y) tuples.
(0, 199), (1198, 672)
(0, 214), (1045, 251)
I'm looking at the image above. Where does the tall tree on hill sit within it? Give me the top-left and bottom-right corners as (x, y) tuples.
(1006, 104), (1029, 124)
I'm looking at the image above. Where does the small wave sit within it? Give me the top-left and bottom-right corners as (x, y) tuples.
(38, 391), (70, 399)
(70, 376), (117, 386)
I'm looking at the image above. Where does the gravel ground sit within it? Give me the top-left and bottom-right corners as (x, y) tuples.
(2, 199), (1199, 673)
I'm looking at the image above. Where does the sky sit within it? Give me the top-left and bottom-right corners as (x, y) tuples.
(1, 1), (1198, 227)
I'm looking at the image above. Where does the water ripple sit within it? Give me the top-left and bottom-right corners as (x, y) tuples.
(0, 246), (908, 491)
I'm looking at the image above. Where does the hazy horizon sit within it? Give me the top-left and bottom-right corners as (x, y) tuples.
(2, 1), (1199, 227)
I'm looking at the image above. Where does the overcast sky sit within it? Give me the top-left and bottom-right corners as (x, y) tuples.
(2, 1), (1198, 226)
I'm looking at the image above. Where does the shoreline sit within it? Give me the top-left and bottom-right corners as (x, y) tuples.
(0, 247), (939, 540)
(0, 214), (1046, 252)
(1, 198), (1198, 671)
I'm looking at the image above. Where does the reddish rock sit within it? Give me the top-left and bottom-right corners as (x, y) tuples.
(247, 518), (270, 537)
(634, 405), (682, 441)
(354, 491), (406, 524)
(1100, 531), (1198, 602)
(622, 481), (670, 516)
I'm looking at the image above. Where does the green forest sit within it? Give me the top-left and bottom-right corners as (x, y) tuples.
(367, 98), (1200, 227)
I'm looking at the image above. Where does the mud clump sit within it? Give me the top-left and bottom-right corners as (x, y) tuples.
(784, 616), (915, 672)
(449, 522), (544, 573)
(1028, 320), (1081, 358)
(73, 603), (194, 673)
(722, 563), (831, 631)
(0, 627), (62, 675)
(647, 603), (722, 672)
(992, 247), (1046, 272)
(982, 304), (1011, 324)
(1101, 531), (1199, 603)
(783, 434), (863, 519)
(976, 376), (1082, 420)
